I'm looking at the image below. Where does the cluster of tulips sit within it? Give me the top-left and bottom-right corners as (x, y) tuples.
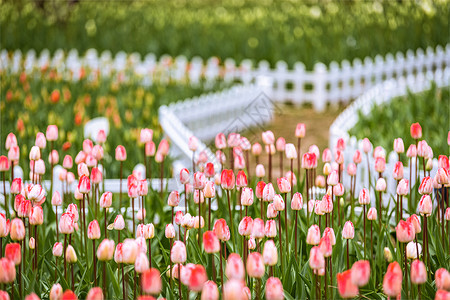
(0, 121), (449, 300)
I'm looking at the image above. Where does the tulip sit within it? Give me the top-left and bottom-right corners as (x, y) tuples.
(225, 253), (245, 283)
(62, 290), (78, 300)
(171, 241), (187, 264)
(97, 239), (115, 261)
(201, 280), (219, 300)
(86, 287), (103, 300)
(265, 277), (283, 300)
(0, 258), (15, 284)
(350, 260), (370, 288)
(265, 219), (277, 239)
(187, 264), (207, 292)
(435, 268), (450, 291)
(383, 261), (403, 298)
(215, 133), (226, 150)
(263, 239), (278, 267)
(66, 245), (77, 264)
(10, 218), (25, 241)
(306, 225), (321, 245)
(248, 237), (256, 250)
(223, 279), (246, 300)
(5, 243), (21, 265)
(247, 252), (265, 279)
(50, 283), (63, 300)
(406, 242), (422, 260)
(135, 252), (149, 273)
(53, 242), (63, 257)
(141, 268), (162, 296)
(410, 122), (422, 139)
(309, 245), (325, 272)
(435, 290), (450, 300)
(375, 178), (386, 192)
(419, 176), (433, 195)
(337, 270), (359, 299)
(396, 220), (415, 243)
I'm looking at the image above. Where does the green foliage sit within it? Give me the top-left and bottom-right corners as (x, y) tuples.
(0, 70), (228, 175)
(1, 0), (449, 69)
(349, 84), (450, 156)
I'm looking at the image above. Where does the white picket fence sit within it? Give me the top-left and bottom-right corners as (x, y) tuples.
(2, 45), (449, 111)
(329, 66), (450, 210)
(159, 78), (273, 176)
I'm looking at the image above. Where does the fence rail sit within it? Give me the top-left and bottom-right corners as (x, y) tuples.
(329, 66), (450, 210)
(2, 44), (449, 111)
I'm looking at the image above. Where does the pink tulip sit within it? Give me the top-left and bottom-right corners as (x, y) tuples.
(53, 242), (63, 257)
(351, 260), (370, 287)
(393, 161), (404, 180)
(342, 221), (354, 239)
(309, 246), (325, 270)
(180, 168), (190, 184)
(240, 187), (253, 206)
(188, 264), (207, 292)
(35, 132), (47, 149)
(265, 277), (284, 300)
(347, 163), (357, 176)
(322, 148), (332, 163)
(263, 240), (278, 266)
(29, 206), (43, 225)
(50, 283), (63, 300)
(220, 170), (235, 190)
(83, 139), (93, 154)
(5, 133), (17, 150)
(213, 219), (230, 241)
(393, 138), (404, 153)
(407, 144), (417, 158)
(142, 268), (162, 295)
(367, 207), (377, 220)
(236, 171), (248, 188)
(419, 176), (433, 195)
(74, 151), (86, 165)
(59, 213), (74, 235)
(358, 188), (370, 205)
(227, 133), (241, 148)
(223, 279), (246, 300)
(291, 192), (303, 210)
(66, 245), (77, 263)
(225, 253), (245, 280)
(78, 174), (91, 194)
(135, 252), (150, 273)
(252, 218), (265, 239)
(238, 217), (253, 236)
(204, 181), (215, 198)
(114, 215), (125, 230)
(374, 157), (385, 173)
(171, 241), (187, 264)
(10, 218), (25, 241)
(418, 194), (432, 216)
(122, 239), (138, 264)
(295, 123), (306, 138)
(66, 204), (79, 222)
(205, 163), (215, 178)
(29, 146), (41, 161)
(436, 168), (449, 185)
(0, 258), (16, 283)
(203, 231), (220, 253)
(285, 143), (297, 159)
(0, 156), (10, 172)
(306, 225), (321, 245)
(88, 220), (101, 240)
(97, 239), (115, 261)
(115, 145), (127, 161)
(201, 280), (219, 300)
(417, 140), (428, 158)
(86, 287), (103, 300)
(396, 179), (409, 196)
(410, 260), (427, 285)
(262, 131), (275, 145)
(375, 178), (387, 192)
(337, 270), (359, 298)
(276, 177), (291, 194)
(168, 191), (180, 207)
(327, 170), (339, 186)
(246, 252), (265, 278)
(240, 137), (251, 151)
(252, 143), (262, 156)
(48, 150), (59, 165)
(319, 235), (332, 258)
(215, 133), (226, 149)
(383, 262), (403, 297)
(323, 227), (336, 245)
(396, 220), (415, 243)
(435, 268), (450, 290)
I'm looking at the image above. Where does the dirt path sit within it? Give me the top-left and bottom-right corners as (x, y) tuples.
(240, 103), (344, 177)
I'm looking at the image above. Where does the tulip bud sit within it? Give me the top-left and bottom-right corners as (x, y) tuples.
(213, 219), (230, 241)
(262, 183), (275, 202)
(165, 224), (176, 239)
(66, 245), (78, 263)
(248, 237), (256, 250)
(225, 253), (245, 280)
(406, 241), (422, 259)
(252, 143), (262, 157)
(246, 252), (265, 278)
(78, 175), (91, 194)
(276, 177), (291, 194)
(291, 192), (303, 210)
(10, 218), (25, 241)
(203, 231), (220, 253)
(327, 170), (339, 186)
(29, 206), (43, 225)
(321, 148), (331, 163)
(0, 257), (16, 283)
(29, 237), (35, 249)
(272, 194), (285, 212)
(418, 176), (433, 195)
(267, 203), (278, 219)
(350, 260), (370, 287)
(407, 144), (417, 158)
(367, 207), (377, 220)
(115, 145), (127, 161)
(88, 220), (101, 240)
(135, 252), (150, 273)
(262, 240), (278, 266)
(392, 161), (403, 180)
(215, 133), (226, 150)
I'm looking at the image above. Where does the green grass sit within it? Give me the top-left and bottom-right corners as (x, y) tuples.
(1, 0), (449, 69)
(349, 83), (450, 157)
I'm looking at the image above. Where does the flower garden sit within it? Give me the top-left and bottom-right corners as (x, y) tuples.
(1, 1), (450, 300)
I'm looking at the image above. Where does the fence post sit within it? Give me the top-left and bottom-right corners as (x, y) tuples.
(313, 63), (327, 112)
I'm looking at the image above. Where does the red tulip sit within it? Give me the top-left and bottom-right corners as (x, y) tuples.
(220, 169), (235, 190)
(62, 290), (78, 300)
(203, 231), (220, 253)
(337, 270), (359, 298)
(205, 163), (215, 178)
(5, 243), (21, 265)
(142, 268), (162, 295)
(410, 122), (422, 139)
